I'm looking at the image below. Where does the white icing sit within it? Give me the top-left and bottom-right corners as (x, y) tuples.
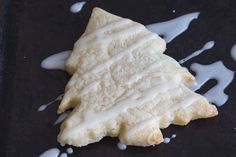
(163, 137), (171, 144)
(60, 143), (65, 147)
(37, 105), (47, 112)
(67, 80), (189, 136)
(54, 111), (71, 125)
(189, 61), (234, 106)
(80, 18), (131, 46)
(59, 153), (67, 157)
(78, 81), (99, 97)
(171, 134), (176, 138)
(66, 148), (73, 154)
(42, 19), (135, 73)
(117, 142), (127, 150)
(127, 58), (170, 86)
(146, 12), (200, 43)
(179, 41), (215, 64)
(42, 12), (201, 72)
(163, 134), (176, 144)
(81, 34), (157, 77)
(126, 95), (198, 136)
(68, 23), (156, 89)
(39, 148), (60, 157)
(70, 1), (86, 13)
(38, 94), (64, 112)
(103, 24), (145, 43)
(231, 44), (236, 61)
(41, 51), (71, 70)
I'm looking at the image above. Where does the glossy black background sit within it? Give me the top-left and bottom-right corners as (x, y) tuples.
(0, 0), (236, 156)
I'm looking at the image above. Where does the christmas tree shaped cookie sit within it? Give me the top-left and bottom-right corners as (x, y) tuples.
(57, 8), (218, 147)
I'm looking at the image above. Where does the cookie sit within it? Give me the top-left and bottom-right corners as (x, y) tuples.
(57, 7), (218, 147)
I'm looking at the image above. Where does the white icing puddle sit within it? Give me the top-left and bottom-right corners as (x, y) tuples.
(70, 1), (86, 13)
(179, 41), (215, 64)
(38, 94), (64, 112)
(231, 44), (236, 61)
(189, 61), (234, 106)
(54, 111), (71, 125)
(117, 142), (127, 150)
(41, 50), (71, 70)
(39, 148), (60, 157)
(146, 12), (200, 43)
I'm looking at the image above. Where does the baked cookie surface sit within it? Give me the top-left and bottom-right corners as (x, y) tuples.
(57, 7), (218, 147)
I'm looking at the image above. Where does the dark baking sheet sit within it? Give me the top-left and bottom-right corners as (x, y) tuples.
(1, 0), (236, 156)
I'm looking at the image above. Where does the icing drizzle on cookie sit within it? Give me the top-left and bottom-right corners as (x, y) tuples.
(64, 80), (198, 137)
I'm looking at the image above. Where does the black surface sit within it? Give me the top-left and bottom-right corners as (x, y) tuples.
(1, 0), (236, 157)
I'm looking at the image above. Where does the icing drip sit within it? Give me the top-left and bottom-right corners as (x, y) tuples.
(41, 51), (71, 70)
(163, 134), (177, 144)
(117, 142), (127, 150)
(163, 137), (171, 144)
(39, 148), (60, 157)
(70, 1), (86, 13)
(179, 41), (215, 64)
(189, 61), (234, 106)
(38, 94), (64, 112)
(171, 134), (176, 138)
(59, 153), (67, 157)
(231, 44), (236, 61)
(54, 111), (71, 125)
(66, 148), (73, 154)
(146, 12), (200, 43)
